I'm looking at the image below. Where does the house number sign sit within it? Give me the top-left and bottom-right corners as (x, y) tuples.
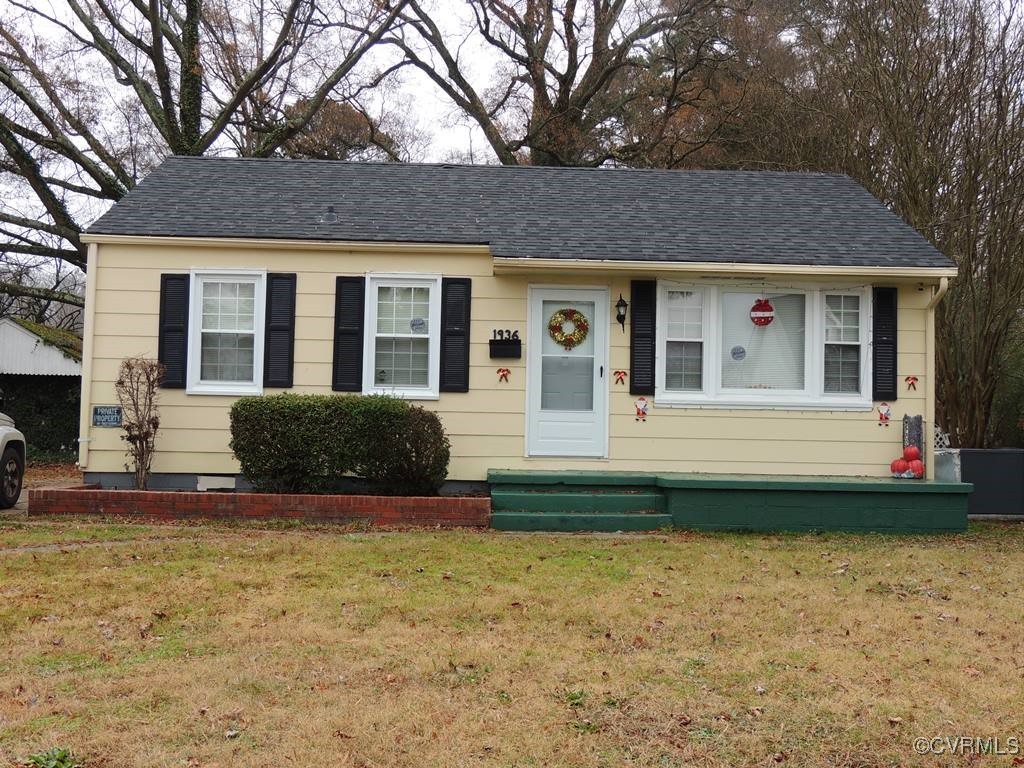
(492, 329), (520, 340)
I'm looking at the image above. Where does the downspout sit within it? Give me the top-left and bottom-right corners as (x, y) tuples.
(77, 243), (99, 471)
(926, 277), (949, 310)
(924, 277), (949, 480)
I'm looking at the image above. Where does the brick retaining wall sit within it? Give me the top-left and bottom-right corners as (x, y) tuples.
(28, 486), (490, 527)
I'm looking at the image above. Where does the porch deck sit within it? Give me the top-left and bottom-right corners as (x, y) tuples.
(488, 470), (972, 533)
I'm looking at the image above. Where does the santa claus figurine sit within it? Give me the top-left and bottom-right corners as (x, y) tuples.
(877, 402), (892, 426)
(634, 397), (649, 422)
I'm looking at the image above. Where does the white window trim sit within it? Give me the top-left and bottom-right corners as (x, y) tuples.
(655, 281), (873, 410)
(186, 269), (266, 396)
(362, 272), (442, 400)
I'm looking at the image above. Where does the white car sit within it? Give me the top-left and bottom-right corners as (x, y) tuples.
(0, 408), (26, 508)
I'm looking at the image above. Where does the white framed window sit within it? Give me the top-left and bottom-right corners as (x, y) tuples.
(363, 273), (442, 399)
(187, 270), (266, 396)
(824, 293), (863, 394)
(664, 289), (705, 392)
(655, 282), (871, 409)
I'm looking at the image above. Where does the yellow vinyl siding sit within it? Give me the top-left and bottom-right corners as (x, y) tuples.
(82, 242), (935, 481)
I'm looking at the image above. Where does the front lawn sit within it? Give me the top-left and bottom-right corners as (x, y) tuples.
(1, 521), (1022, 767)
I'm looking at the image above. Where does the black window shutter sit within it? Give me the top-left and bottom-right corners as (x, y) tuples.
(872, 286), (898, 401)
(263, 273), (297, 388)
(440, 277), (472, 392)
(630, 280), (657, 395)
(158, 274), (189, 388)
(332, 276), (365, 392)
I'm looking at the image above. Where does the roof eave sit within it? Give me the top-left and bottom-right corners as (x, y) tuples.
(80, 232), (491, 255)
(492, 256), (957, 280)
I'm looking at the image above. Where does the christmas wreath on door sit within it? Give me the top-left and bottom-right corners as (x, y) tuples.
(548, 308), (590, 350)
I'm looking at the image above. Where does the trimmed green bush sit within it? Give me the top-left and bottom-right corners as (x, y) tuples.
(229, 393), (335, 493)
(354, 402), (451, 496)
(229, 394), (450, 495)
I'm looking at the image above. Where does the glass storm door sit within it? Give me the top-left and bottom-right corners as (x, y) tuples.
(527, 288), (608, 457)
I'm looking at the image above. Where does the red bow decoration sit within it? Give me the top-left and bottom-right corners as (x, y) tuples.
(613, 370), (628, 385)
(905, 375), (918, 391)
(496, 367), (511, 383)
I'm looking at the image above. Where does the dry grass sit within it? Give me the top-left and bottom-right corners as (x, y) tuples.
(1, 521), (1023, 768)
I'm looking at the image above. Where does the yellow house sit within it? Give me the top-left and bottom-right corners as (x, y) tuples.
(77, 157), (969, 531)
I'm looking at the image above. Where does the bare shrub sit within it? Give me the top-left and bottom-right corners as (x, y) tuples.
(114, 357), (165, 490)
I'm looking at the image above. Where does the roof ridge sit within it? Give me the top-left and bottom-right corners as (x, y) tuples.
(161, 155), (850, 178)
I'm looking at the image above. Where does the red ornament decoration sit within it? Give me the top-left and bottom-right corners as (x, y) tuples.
(903, 445), (921, 462)
(908, 459), (925, 478)
(613, 370), (628, 385)
(905, 375), (918, 391)
(496, 367), (511, 383)
(750, 298), (775, 326)
(891, 458), (909, 475)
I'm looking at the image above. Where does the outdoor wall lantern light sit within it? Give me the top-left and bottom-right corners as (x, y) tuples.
(615, 294), (628, 331)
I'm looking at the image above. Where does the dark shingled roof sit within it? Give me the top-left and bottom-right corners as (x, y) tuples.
(87, 156), (954, 269)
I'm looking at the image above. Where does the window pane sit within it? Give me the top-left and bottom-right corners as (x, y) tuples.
(721, 292), (805, 390)
(200, 332), (254, 382)
(825, 294), (860, 343)
(202, 280), (255, 334)
(374, 337), (430, 387)
(541, 356), (594, 410)
(665, 341), (703, 391)
(666, 290), (702, 340)
(824, 344), (860, 393)
(377, 284), (431, 335)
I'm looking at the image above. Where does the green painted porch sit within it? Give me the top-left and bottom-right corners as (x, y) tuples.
(487, 470), (972, 533)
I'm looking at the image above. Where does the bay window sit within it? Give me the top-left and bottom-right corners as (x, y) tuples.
(655, 282), (871, 408)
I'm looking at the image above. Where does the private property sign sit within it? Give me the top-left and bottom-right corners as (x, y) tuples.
(91, 405), (123, 428)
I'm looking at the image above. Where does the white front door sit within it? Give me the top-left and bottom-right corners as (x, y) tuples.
(527, 288), (608, 457)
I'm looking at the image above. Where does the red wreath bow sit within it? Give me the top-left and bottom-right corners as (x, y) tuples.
(496, 367), (511, 382)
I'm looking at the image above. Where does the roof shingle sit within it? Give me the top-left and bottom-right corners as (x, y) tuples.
(86, 157), (954, 269)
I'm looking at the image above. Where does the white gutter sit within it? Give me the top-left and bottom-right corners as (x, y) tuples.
(80, 233), (491, 256)
(493, 257), (958, 281)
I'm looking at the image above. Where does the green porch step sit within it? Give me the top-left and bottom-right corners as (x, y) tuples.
(487, 469), (972, 533)
(491, 512), (673, 532)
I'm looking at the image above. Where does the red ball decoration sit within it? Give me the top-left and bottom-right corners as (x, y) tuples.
(903, 445), (921, 462)
(908, 459), (925, 478)
(750, 298), (775, 326)
(891, 458), (909, 475)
